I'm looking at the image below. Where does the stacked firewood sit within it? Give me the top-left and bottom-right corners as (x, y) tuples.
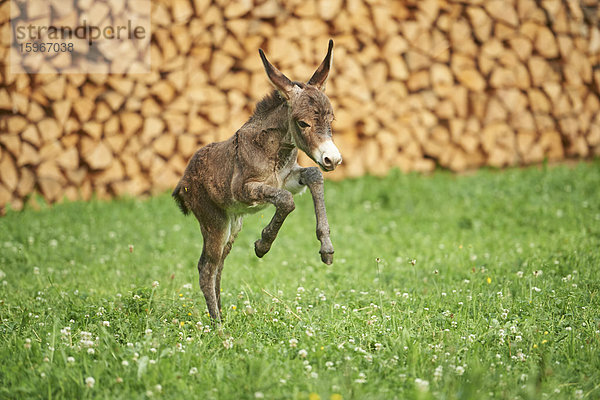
(1, 0), (599, 211)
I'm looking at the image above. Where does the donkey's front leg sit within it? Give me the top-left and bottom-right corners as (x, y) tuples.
(299, 167), (334, 265)
(242, 182), (295, 257)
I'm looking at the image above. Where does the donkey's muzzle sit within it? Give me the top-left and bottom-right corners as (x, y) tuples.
(314, 139), (342, 171)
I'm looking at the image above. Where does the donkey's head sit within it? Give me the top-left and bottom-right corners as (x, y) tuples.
(259, 40), (342, 171)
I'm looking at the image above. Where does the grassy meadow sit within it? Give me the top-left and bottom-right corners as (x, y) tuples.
(1, 161), (599, 399)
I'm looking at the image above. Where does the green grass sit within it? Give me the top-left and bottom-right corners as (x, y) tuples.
(1, 162), (599, 400)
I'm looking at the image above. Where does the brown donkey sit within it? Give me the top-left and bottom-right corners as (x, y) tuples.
(172, 40), (342, 321)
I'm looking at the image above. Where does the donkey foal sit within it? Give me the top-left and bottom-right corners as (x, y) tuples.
(172, 40), (342, 321)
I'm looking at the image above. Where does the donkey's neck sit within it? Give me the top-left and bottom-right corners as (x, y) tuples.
(250, 90), (296, 147)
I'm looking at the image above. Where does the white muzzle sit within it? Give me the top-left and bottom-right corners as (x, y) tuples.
(313, 139), (342, 171)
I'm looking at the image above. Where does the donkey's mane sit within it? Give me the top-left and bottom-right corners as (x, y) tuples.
(252, 89), (286, 118)
(252, 82), (306, 119)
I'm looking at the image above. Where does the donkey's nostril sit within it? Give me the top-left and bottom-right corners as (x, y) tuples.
(323, 156), (332, 167)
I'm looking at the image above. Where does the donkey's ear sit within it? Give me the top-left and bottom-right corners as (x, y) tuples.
(259, 48), (296, 99)
(307, 39), (334, 91)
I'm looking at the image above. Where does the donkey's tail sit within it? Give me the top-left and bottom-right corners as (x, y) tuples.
(172, 183), (190, 216)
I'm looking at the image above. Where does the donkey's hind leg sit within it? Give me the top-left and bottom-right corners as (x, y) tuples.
(215, 216), (243, 314)
(197, 211), (229, 321)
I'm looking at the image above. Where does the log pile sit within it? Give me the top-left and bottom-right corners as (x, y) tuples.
(1, 0), (599, 212)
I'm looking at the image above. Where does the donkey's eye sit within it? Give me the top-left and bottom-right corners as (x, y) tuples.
(297, 120), (310, 129)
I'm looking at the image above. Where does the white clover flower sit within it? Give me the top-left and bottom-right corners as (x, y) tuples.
(155, 384), (162, 392)
(434, 365), (443, 380)
(254, 392), (264, 399)
(85, 377), (95, 388)
(189, 367), (198, 375)
(289, 338), (298, 348)
(415, 378), (429, 391)
(87, 348), (95, 354)
(122, 360), (129, 366)
(152, 281), (160, 288)
(183, 283), (193, 290)
(520, 373), (528, 382)
(34, 267), (40, 275)
(374, 343), (383, 351)
(298, 349), (308, 358)
(67, 356), (75, 363)
(455, 366), (465, 375)
(297, 286), (305, 293)
(516, 271), (523, 278)
(355, 372), (367, 384)
(102, 321), (110, 327)
(145, 329), (153, 335)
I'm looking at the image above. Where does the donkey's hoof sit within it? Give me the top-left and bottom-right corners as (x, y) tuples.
(254, 239), (270, 258)
(320, 251), (334, 265)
